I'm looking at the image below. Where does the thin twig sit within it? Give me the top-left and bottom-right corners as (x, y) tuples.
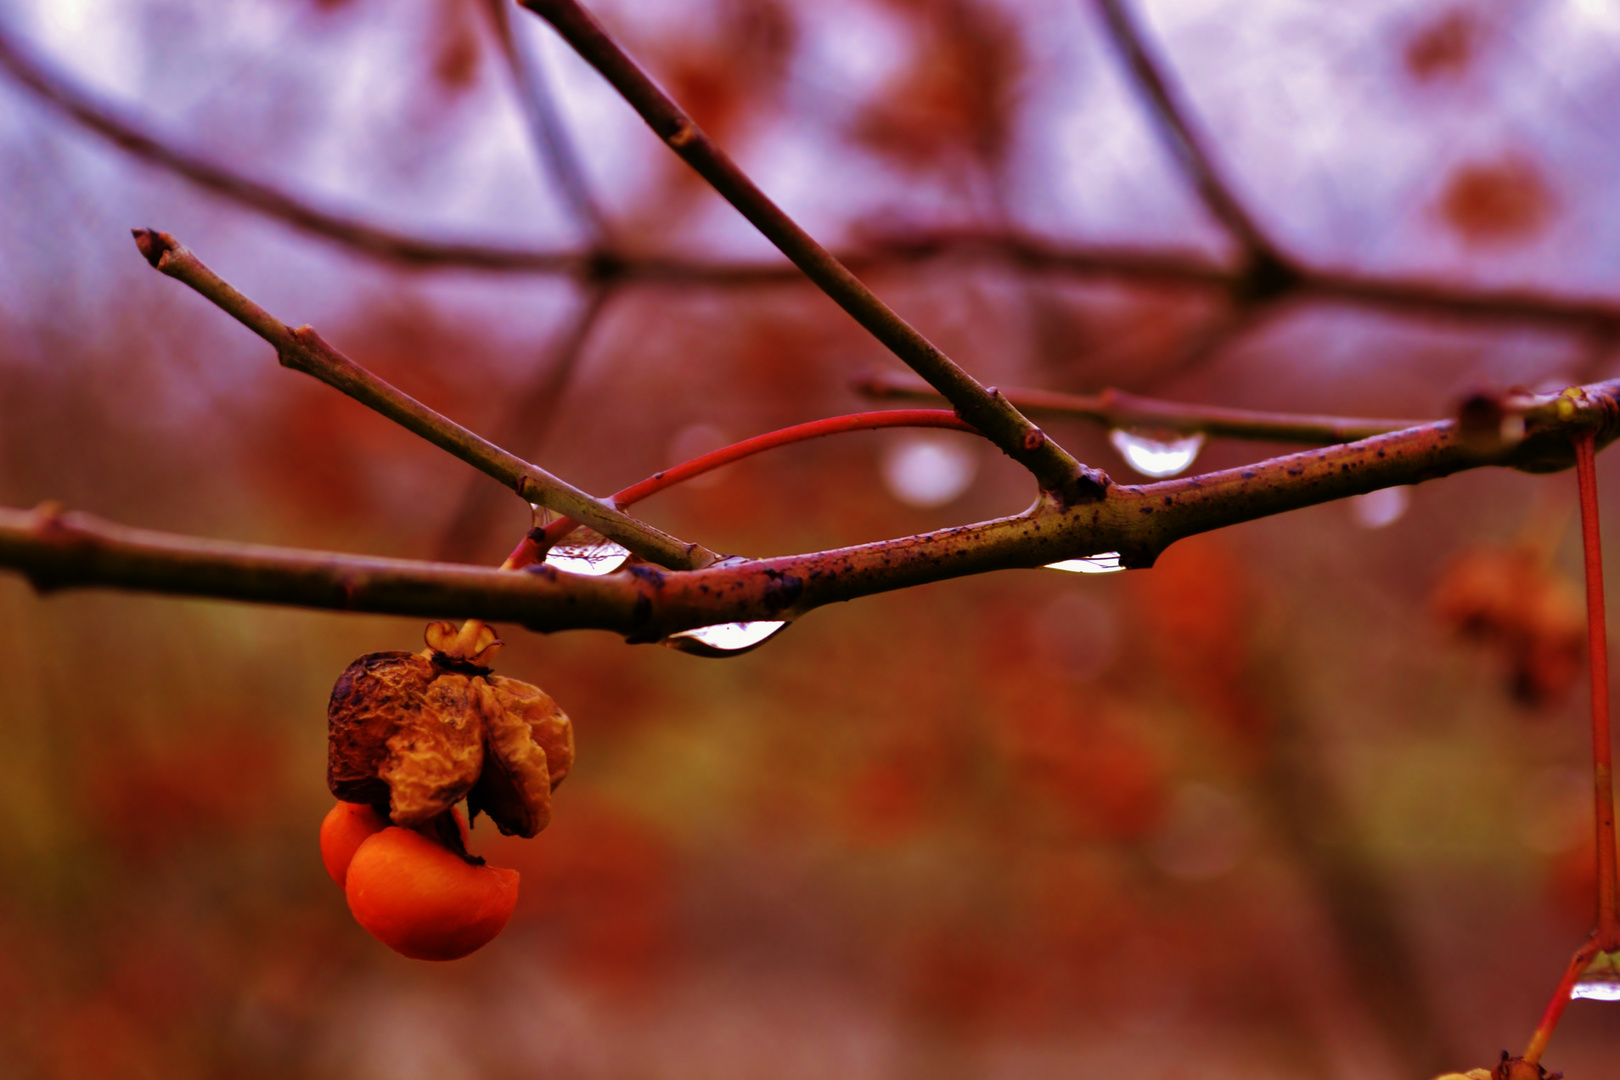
(0, 24), (589, 274)
(132, 229), (710, 570)
(856, 371), (1425, 444)
(434, 285), (612, 563)
(519, 409), (978, 566)
(1524, 934), (1602, 1066)
(1575, 431), (1620, 947)
(480, 0), (610, 243)
(1092, 0), (1297, 292)
(519, 0), (1102, 503)
(8, 381), (1619, 637)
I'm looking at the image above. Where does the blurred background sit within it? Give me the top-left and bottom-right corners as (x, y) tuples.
(2, 0), (1620, 1076)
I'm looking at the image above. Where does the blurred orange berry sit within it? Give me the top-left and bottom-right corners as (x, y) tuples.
(343, 826), (519, 961)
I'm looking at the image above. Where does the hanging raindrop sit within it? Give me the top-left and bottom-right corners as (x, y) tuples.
(1109, 429), (1205, 479)
(1349, 486), (1411, 529)
(1573, 951), (1620, 1001)
(664, 620), (788, 657)
(543, 528), (630, 576)
(1046, 552), (1125, 574)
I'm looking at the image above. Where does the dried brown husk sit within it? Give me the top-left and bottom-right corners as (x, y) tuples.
(468, 676), (575, 838)
(327, 622), (573, 837)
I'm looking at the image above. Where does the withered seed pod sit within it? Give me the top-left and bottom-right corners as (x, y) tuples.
(327, 620), (573, 837)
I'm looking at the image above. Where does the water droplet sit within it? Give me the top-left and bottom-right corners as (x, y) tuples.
(664, 620), (787, 657)
(1109, 429), (1204, 479)
(543, 529), (630, 576)
(1045, 552), (1124, 574)
(1349, 486), (1412, 529)
(881, 435), (978, 508)
(1573, 952), (1620, 1001)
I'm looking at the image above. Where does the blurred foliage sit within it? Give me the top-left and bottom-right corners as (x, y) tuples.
(3, 0), (1620, 1077)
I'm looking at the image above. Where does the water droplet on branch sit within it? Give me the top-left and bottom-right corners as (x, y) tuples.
(543, 530), (630, 576)
(1109, 429), (1204, 479)
(664, 621), (788, 657)
(881, 435), (978, 507)
(1046, 552), (1124, 574)
(1349, 486), (1411, 529)
(1573, 952), (1620, 1001)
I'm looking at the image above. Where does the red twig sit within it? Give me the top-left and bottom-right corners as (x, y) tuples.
(501, 410), (976, 569)
(1523, 431), (1620, 1067)
(1575, 431), (1620, 945)
(1524, 935), (1602, 1066)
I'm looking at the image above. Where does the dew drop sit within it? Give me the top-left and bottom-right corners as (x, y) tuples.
(1109, 429), (1204, 479)
(543, 529), (630, 576)
(664, 620), (787, 657)
(1573, 952), (1620, 1001)
(1045, 552), (1124, 574)
(1349, 486), (1411, 529)
(881, 435), (978, 508)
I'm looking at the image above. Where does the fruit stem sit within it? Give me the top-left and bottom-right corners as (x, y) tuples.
(1523, 934), (1601, 1065)
(1574, 431), (1620, 946)
(1526, 432), (1620, 1068)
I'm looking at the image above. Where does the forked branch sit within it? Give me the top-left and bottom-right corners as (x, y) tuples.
(518, 0), (1104, 502)
(131, 229), (711, 570)
(1093, 0), (1297, 293)
(5, 382), (1616, 640)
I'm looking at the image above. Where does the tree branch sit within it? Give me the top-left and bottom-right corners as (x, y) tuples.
(132, 229), (711, 570)
(434, 285), (612, 562)
(9, 14), (1620, 341)
(518, 0), (1103, 503)
(1092, 0), (1297, 293)
(7, 383), (1616, 640)
(856, 371), (1426, 445)
(479, 0), (610, 244)
(0, 23), (591, 274)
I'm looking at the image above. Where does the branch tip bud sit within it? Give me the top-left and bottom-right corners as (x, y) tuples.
(131, 228), (170, 269)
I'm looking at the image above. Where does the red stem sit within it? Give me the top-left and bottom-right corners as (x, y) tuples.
(1575, 431), (1620, 946)
(1524, 934), (1603, 1065)
(1526, 432), (1620, 1067)
(500, 410), (977, 570)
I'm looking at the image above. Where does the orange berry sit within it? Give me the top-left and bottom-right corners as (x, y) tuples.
(319, 801), (388, 887)
(344, 826), (519, 961)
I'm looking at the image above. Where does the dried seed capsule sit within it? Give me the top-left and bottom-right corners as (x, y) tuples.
(327, 650), (485, 827)
(468, 676), (573, 838)
(326, 621), (573, 836)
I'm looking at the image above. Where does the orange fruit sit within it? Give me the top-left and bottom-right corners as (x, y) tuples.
(344, 826), (519, 961)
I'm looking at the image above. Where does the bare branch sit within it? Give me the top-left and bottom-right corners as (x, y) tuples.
(0, 22), (588, 273)
(479, 0), (610, 243)
(856, 372), (1426, 445)
(132, 229), (711, 570)
(434, 285), (612, 563)
(519, 0), (1103, 503)
(8, 382), (1617, 639)
(7, 16), (1618, 338)
(1092, 0), (1296, 291)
